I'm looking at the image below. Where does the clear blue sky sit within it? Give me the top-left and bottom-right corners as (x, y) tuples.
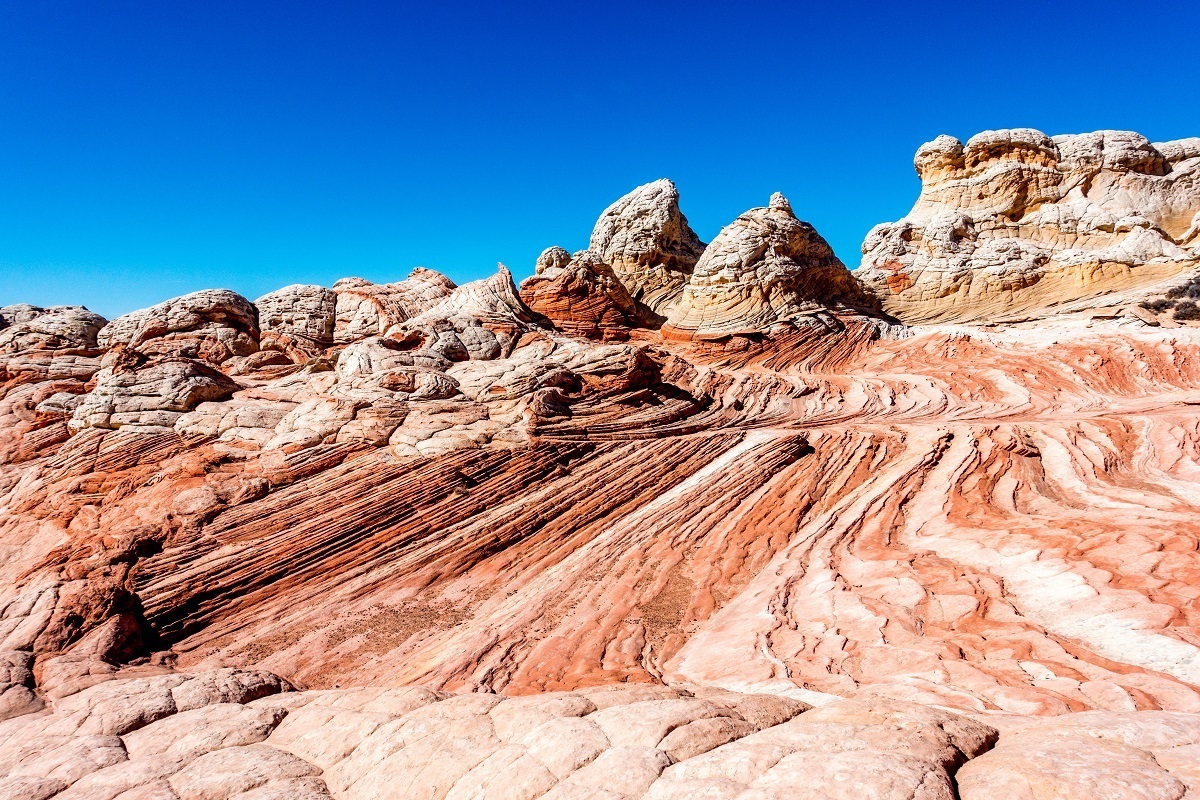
(2, 1), (1195, 319)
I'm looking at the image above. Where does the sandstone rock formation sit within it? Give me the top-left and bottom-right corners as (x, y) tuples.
(332, 268), (457, 344)
(859, 128), (1200, 322)
(69, 354), (241, 433)
(8, 151), (1200, 795)
(519, 248), (642, 340)
(4, 665), (1199, 799)
(98, 289), (260, 364)
(0, 306), (106, 356)
(0, 305), (108, 391)
(255, 284), (337, 359)
(586, 179), (706, 316)
(663, 192), (880, 339)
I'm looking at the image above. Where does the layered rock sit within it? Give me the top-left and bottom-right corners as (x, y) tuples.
(663, 193), (879, 339)
(9, 158), (1200, 796)
(0, 305), (108, 388)
(958, 711), (1200, 799)
(98, 288), (259, 364)
(255, 284), (337, 359)
(62, 289), (263, 434)
(519, 248), (642, 340)
(860, 128), (1200, 322)
(69, 353), (241, 433)
(0, 665), (988, 800)
(0, 306), (106, 356)
(587, 179), (706, 316)
(333, 268), (457, 344)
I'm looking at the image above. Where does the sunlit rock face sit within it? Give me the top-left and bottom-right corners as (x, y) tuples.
(519, 248), (642, 340)
(858, 129), (1200, 323)
(8, 157), (1200, 796)
(663, 192), (880, 339)
(255, 284), (338, 359)
(332, 267), (458, 344)
(587, 178), (707, 317)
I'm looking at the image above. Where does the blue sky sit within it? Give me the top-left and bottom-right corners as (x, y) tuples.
(2, 1), (1195, 319)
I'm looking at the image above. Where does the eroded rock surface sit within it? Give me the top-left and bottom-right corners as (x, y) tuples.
(7, 666), (1199, 800)
(5, 156), (1200, 795)
(520, 249), (642, 340)
(859, 128), (1200, 322)
(664, 192), (880, 339)
(333, 268), (457, 344)
(98, 289), (260, 364)
(587, 179), (706, 316)
(255, 284), (337, 359)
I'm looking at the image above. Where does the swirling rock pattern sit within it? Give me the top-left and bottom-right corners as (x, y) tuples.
(6, 157), (1200, 795)
(332, 268), (457, 344)
(859, 128), (1200, 323)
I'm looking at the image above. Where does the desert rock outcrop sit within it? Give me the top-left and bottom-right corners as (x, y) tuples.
(6, 666), (1200, 799)
(859, 128), (1200, 322)
(69, 355), (241, 433)
(587, 179), (706, 316)
(98, 289), (260, 364)
(0, 306), (106, 356)
(663, 193), (879, 339)
(6, 151), (1200, 796)
(255, 284), (337, 359)
(519, 248), (642, 340)
(332, 268), (457, 344)
(0, 305), (108, 389)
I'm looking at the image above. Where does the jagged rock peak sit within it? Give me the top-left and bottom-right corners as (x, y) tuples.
(663, 195), (877, 339)
(859, 128), (1200, 323)
(587, 178), (706, 315)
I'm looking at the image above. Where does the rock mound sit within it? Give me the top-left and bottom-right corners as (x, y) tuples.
(255, 284), (337, 359)
(663, 193), (878, 339)
(0, 306), (106, 356)
(519, 248), (642, 340)
(333, 268), (457, 344)
(859, 128), (1200, 322)
(98, 289), (259, 364)
(70, 352), (241, 434)
(588, 179), (706, 316)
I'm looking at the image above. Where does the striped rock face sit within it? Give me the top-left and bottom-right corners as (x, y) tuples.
(858, 129), (1200, 324)
(5, 161), (1200, 796)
